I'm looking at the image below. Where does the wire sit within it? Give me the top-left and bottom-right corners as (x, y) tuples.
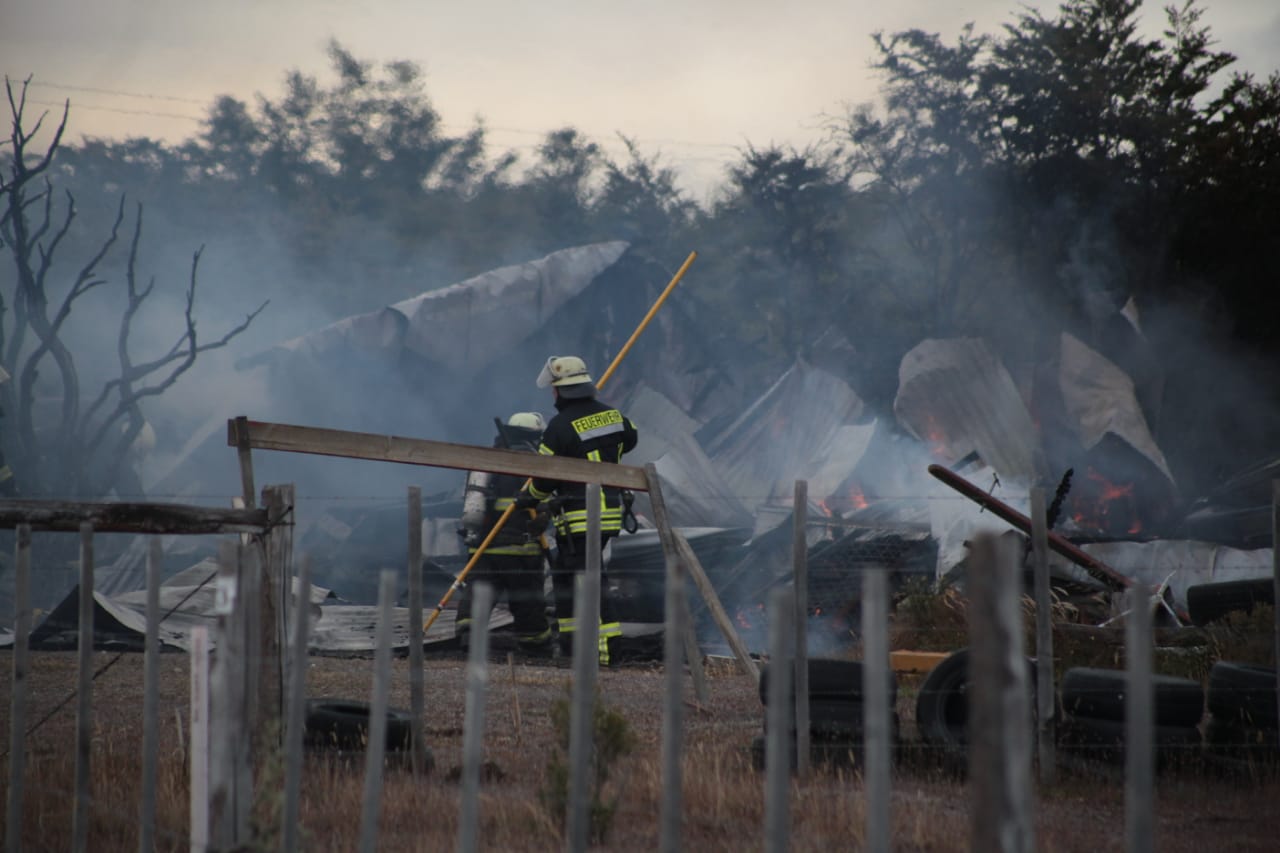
(28, 80), (209, 106)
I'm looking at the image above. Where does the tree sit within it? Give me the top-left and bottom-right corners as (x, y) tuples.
(0, 77), (265, 498)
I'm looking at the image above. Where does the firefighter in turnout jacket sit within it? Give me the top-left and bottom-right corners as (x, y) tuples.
(456, 412), (553, 654)
(526, 356), (638, 664)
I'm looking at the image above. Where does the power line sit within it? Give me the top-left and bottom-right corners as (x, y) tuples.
(29, 80), (208, 106)
(28, 98), (203, 122)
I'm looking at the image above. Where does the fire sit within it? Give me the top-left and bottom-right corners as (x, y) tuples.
(817, 498), (836, 517)
(848, 485), (869, 511)
(1069, 466), (1141, 536)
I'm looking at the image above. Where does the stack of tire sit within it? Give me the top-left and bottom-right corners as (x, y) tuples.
(751, 659), (898, 771)
(914, 648), (1039, 769)
(1204, 662), (1279, 766)
(1057, 668), (1204, 767)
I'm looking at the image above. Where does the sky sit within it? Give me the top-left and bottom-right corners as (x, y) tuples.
(3, 0), (1278, 200)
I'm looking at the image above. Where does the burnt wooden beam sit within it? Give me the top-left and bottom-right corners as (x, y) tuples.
(0, 500), (269, 533)
(228, 418), (651, 491)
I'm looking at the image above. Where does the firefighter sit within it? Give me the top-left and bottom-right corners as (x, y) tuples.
(456, 412), (554, 656)
(524, 356), (638, 665)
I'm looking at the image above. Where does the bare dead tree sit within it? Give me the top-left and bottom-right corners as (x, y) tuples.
(0, 76), (267, 497)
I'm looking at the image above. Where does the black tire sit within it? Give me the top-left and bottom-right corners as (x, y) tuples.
(1187, 578), (1274, 627)
(1207, 662), (1278, 730)
(1058, 715), (1202, 765)
(305, 699), (415, 752)
(1060, 667), (1205, 728)
(758, 659), (869, 705)
(915, 648), (1036, 753)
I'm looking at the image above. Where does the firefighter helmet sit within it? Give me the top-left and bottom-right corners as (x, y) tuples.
(507, 412), (546, 431)
(536, 356), (593, 389)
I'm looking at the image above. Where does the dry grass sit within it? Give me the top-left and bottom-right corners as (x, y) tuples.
(3, 649), (1280, 851)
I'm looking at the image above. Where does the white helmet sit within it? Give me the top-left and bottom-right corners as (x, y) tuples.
(536, 356), (594, 389)
(507, 412), (546, 431)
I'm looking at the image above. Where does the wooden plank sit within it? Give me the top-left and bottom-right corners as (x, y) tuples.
(73, 522), (93, 853)
(233, 416), (257, 510)
(209, 541), (248, 849)
(139, 537), (163, 853)
(862, 569), (891, 853)
(229, 419), (650, 491)
(889, 651), (949, 674)
(967, 533), (1034, 853)
(189, 626), (211, 853)
(0, 499), (268, 533)
(407, 486), (427, 778)
(671, 531), (759, 681)
(281, 556), (313, 853)
(764, 586), (794, 853)
(5, 524), (32, 853)
(458, 581), (493, 853)
(566, 488), (603, 853)
(646, 467), (685, 853)
(1125, 586), (1154, 853)
(793, 480), (810, 777)
(359, 570), (397, 853)
(260, 485), (294, 739)
(1030, 487), (1057, 786)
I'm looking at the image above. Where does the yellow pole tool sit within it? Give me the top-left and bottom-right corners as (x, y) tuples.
(423, 250), (698, 635)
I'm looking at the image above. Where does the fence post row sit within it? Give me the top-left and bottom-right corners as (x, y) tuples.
(407, 485), (428, 778)
(282, 555), (313, 853)
(139, 537), (163, 853)
(566, 485), (603, 853)
(647, 467), (686, 853)
(458, 581), (494, 853)
(792, 480), (810, 778)
(967, 533), (1034, 853)
(260, 483), (295, 738)
(359, 569), (397, 853)
(72, 523), (94, 853)
(764, 586), (794, 853)
(1125, 585), (1154, 853)
(1030, 487), (1057, 786)
(862, 568), (891, 853)
(6, 524), (32, 853)
(190, 625), (211, 853)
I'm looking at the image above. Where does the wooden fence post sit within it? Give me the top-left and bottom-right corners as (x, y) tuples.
(648, 468), (686, 853)
(5, 524), (32, 853)
(968, 533), (1034, 853)
(233, 415), (257, 509)
(359, 569), (397, 853)
(1030, 487), (1056, 785)
(210, 541), (250, 848)
(282, 555), (313, 853)
(793, 480), (810, 777)
(861, 568), (891, 853)
(140, 537), (163, 853)
(407, 485), (427, 777)
(73, 522), (94, 853)
(458, 581), (494, 853)
(764, 586), (794, 853)
(260, 484), (294, 736)
(1125, 585), (1154, 853)
(189, 625), (211, 853)
(672, 530), (758, 680)
(566, 485), (603, 853)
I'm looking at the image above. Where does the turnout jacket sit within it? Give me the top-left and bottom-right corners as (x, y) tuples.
(468, 435), (547, 556)
(529, 396), (638, 536)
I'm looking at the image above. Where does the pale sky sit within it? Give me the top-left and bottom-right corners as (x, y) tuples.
(3, 0), (1277, 200)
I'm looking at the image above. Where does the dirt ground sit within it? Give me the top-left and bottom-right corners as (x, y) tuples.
(3, 648), (1280, 852)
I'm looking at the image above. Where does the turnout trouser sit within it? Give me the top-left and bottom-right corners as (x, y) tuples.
(455, 552), (551, 648)
(551, 533), (623, 664)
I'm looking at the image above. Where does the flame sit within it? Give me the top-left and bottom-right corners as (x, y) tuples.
(921, 413), (950, 458)
(1070, 466), (1141, 535)
(817, 498), (836, 517)
(848, 484), (869, 511)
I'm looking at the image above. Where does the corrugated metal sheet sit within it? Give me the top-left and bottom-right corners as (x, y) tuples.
(894, 338), (1041, 484)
